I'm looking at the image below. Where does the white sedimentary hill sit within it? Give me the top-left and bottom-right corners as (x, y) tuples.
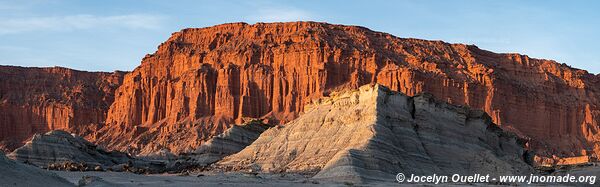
(217, 84), (533, 183)
(8, 130), (131, 167)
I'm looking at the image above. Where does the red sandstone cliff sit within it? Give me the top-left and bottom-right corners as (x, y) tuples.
(92, 22), (600, 158)
(0, 66), (124, 151)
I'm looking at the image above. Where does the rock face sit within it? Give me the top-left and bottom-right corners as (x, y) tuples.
(217, 84), (533, 182)
(8, 130), (131, 167)
(95, 22), (600, 159)
(0, 151), (75, 187)
(0, 66), (124, 151)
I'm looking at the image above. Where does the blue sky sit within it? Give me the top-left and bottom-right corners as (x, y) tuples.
(0, 0), (599, 73)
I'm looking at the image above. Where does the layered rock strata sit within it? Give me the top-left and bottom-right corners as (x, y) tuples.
(8, 130), (175, 173)
(0, 65), (124, 151)
(95, 22), (600, 160)
(217, 84), (533, 182)
(8, 130), (131, 167)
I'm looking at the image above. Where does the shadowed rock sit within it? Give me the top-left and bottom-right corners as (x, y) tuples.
(93, 22), (600, 161)
(190, 120), (273, 165)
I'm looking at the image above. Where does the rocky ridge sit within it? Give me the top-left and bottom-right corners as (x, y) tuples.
(7, 123), (272, 174)
(186, 119), (273, 165)
(155, 120), (274, 172)
(1, 22), (599, 162)
(0, 65), (124, 151)
(216, 84), (533, 182)
(7, 130), (164, 173)
(93, 22), (600, 160)
(8, 130), (131, 168)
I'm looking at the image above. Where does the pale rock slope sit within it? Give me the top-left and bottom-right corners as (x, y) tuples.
(0, 65), (124, 152)
(165, 121), (273, 170)
(8, 130), (131, 167)
(187, 120), (273, 165)
(217, 84), (533, 182)
(96, 22), (600, 160)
